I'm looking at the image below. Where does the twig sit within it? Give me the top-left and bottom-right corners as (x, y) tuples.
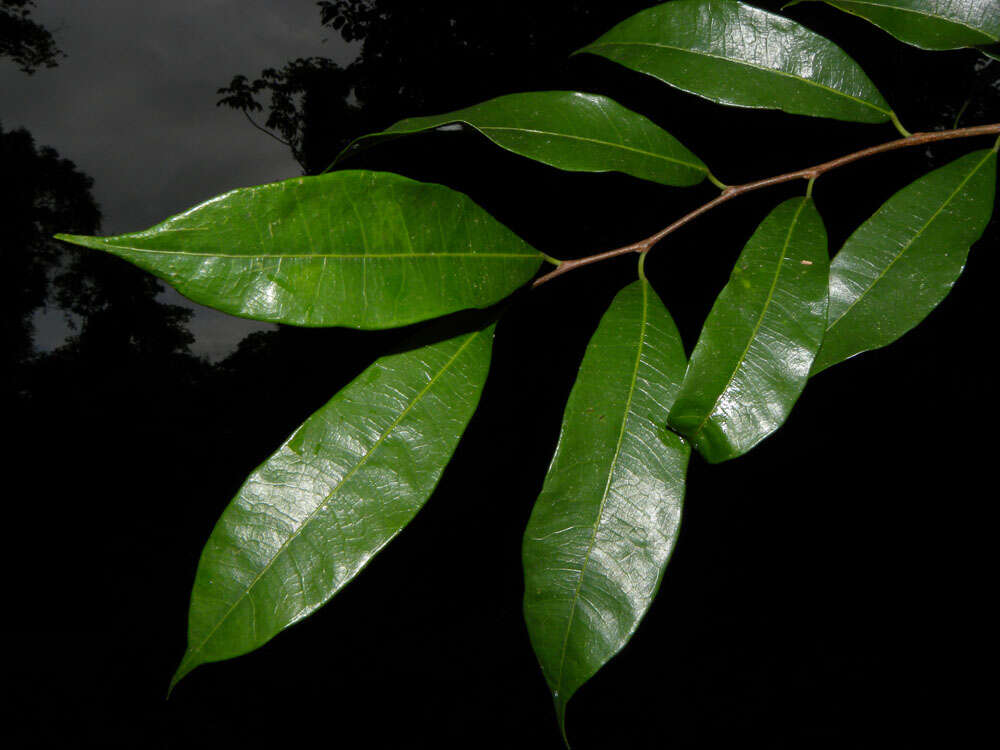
(532, 123), (1000, 288)
(243, 111), (293, 148)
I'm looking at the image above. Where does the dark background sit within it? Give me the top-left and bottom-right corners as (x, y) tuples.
(3, 1), (997, 747)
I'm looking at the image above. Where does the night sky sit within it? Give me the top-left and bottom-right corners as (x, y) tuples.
(2, 0), (356, 359)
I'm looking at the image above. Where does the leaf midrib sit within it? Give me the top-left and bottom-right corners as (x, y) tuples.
(179, 330), (482, 671)
(376, 120), (708, 173)
(95, 244), (539, 261)
(825, 150), (994, 336)
(584, 41), (892, 117)
(477, 125), (706, 172)
(691, 199), (809, 440)
(553, 280), (649, 703)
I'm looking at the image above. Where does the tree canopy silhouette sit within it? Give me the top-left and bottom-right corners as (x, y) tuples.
(219, 1), (999, 176)
(0, 124), (97, 396)
(1, 0), (64, 74)
(217, 1), (655, 173)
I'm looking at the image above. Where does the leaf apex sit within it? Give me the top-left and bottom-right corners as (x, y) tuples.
(54, 233), (107, 250)
(167, 652), (199, 698)
(556, 698), (571, 749)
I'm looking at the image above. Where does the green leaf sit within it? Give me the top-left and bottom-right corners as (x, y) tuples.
(669, 197), (829, 463)
(576, 0), (894, 124)
(812, 148), (997, 375)
(523, 277), (691, 741)
(807, 1), (1000, 50)
(333, 91), (712, 187)
(56, 171), (543, 329)
(170, 324), (495, 690)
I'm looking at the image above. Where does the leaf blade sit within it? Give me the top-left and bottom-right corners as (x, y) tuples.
(668, 197), (829, 463)
(813, 1), (1000, 50)
(56, 171), (543, 329)
(577, 0), (893, 123)
(171, 324), (495, 689)
(523, 279), (691, 738)
(334, 91), (711, 187)
(812, 148), (998, 374)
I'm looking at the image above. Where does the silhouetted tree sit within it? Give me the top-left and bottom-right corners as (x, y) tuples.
(54, 249), (196, 361)
(217, 1), (654, 174)
(0, 123), (98, 400)
(219, 1), (1000, 176)
(0, 0), (64, 73)
(1, 120), (202, 407)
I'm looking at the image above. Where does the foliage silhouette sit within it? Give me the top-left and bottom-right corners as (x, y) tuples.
(218, 1), (654, 173)
(0, 123), (98, 381)
(0, 0), (64, 73)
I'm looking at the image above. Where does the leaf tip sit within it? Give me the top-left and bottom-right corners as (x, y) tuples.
(53, 233), (106, 250)
(556, 698), (572, 749)
(167, 651), (200, 698)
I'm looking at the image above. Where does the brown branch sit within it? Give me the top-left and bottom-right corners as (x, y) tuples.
(532, 123), (1000, 288)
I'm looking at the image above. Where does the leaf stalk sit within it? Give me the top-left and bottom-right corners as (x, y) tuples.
(533, 122), (1000, 288)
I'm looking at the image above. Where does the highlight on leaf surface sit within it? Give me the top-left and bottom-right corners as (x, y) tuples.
(804, 0), (1000, 51)
(332, 91), (713, 187)
(576, 0), (895, 124)
(523, 277), (691, 741)
(56, 170), (543, 330)
(171, 323), (495, 690)
(668, 197), (829, 463)
(812, 147), (998, 375)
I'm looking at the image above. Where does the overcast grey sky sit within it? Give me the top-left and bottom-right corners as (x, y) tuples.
(3, 0), (358, 360)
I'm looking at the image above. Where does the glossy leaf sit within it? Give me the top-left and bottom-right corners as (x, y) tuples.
(333, 91), (712, 187)
(56, 171), (543, 329)
(805, 1), (1000, 50)
(577, 0), (894, 124)
(171, 324), (495, 689)
(669, 197), (828, 463)
(523, 278), (691, 739)
(813, 147), (997, 375)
